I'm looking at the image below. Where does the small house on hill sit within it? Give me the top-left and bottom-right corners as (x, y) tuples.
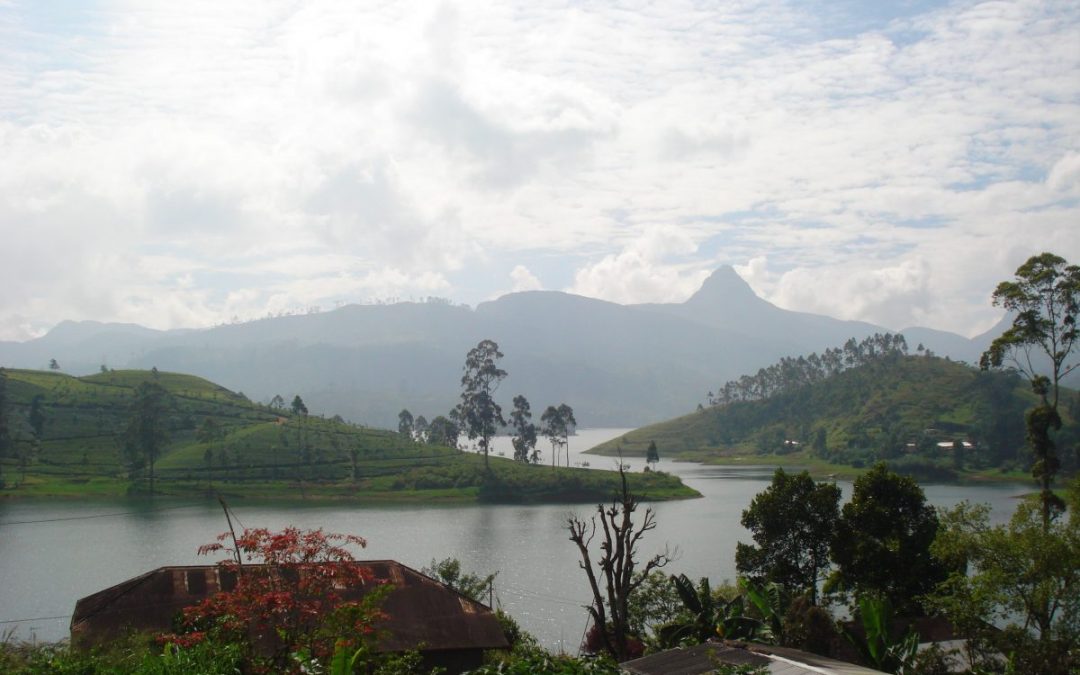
(71, 560), (509, 674)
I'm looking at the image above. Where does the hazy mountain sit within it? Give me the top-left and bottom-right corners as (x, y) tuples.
(0, 268), (1006, 428)
(634, 267), (887, 356)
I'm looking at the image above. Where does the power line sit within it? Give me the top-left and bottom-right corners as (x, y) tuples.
(0, 503), (200, 527)
(0, 614), (71, 625)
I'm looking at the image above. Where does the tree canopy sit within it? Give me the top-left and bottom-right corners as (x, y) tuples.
(981, 252), (1080, 408)
(829, 463), (945, 614)
(398, 408), (414, 437)
(929, 480), (1080, 674)
(736, 469), (840, 604)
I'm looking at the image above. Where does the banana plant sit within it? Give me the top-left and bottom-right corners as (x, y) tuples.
(656, 574), (765, 647)
(715, 593), (763, 642)
(840, 596), (919, 674)
(739, 579), (785, 645)
(656, 574), (718, 646)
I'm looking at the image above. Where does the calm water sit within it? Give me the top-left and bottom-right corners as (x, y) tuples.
(0, 429), (1030, 650)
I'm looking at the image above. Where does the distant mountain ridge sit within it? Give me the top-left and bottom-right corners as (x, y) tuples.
(0, 267), (1006, 428)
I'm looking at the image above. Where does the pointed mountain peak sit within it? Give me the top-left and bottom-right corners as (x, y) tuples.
(685, 266), (760, 306)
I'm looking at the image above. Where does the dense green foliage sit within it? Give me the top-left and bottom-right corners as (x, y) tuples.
(829, 464), (945, 615)
(736, 469), (839, 604)
(0, 367), (697, 502)
(928, 479), (1080, 674)
(708, 333), (910, 407)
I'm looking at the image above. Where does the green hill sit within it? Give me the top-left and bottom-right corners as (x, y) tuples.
(0, 367), (698, 502)
(590, 354), (1078, 481)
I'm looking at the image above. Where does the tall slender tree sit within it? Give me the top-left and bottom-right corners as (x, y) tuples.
(540, 405), (563, 468)
(981, 252), (1080, 527)
(398, 409), (414, 438)
(510, 395), (537, 463)
(122, 381), (172, 495)
(414, 415), (429, 443)
(459, 340), (507, 470)
(290, 395), (309, 477)
(557, 403), (576, 467)
(645, 441), (659, 469)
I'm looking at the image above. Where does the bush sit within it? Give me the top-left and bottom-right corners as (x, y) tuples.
(163, 527), (386, 671)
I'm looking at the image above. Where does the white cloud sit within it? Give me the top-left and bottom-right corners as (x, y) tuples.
(1047, 152), (1080, 193)
(0, 0), (1077, 339)
(770, 259), (935, 331)
(509, 265), (543, 293)
(568, 226), (711, 304)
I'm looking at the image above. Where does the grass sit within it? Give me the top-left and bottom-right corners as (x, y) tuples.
(0, 368), (699, 503)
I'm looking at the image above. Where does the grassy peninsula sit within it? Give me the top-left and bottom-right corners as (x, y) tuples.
(589, 351), (1077, 484)
(0, 368), (698, 502)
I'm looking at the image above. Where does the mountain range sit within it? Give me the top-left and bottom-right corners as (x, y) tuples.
(0, 267), (1009, 428)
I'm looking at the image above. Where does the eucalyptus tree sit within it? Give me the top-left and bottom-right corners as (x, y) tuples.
(981, 252), (1080, 527)
(459, 340), (507, 470)
(289, 395), (310, 477)
(509, 395), (537, 463)
(414, 415), (429, 443)
(398, 409), (414, 438)
(541, 405), (563, 467)
(557, 403), (576, 467)
(982, 252), (1080, 409)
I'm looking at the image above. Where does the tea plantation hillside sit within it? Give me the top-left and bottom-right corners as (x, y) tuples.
(590, 354), (1079, 481)
(0, 368), (697, 502)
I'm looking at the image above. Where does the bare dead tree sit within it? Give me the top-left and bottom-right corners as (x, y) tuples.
(568, 468), (672, 661)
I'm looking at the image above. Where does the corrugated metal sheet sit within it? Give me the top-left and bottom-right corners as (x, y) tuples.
(621, 641), (889, 675)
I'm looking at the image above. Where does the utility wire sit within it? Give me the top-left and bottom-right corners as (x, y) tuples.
(0, 614), (71, 625)
(0, 503), (201, 527)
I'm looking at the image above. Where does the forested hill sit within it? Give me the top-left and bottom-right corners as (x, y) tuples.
(0, 368), (696, 501)
(590, 353), (1079, 475)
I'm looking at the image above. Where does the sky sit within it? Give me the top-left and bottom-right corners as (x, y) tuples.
(1, 0), (1078, 342)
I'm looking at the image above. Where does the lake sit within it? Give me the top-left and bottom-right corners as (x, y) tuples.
(0, 429), (1032, 651)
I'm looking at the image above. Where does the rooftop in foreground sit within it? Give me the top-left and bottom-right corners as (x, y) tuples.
(621, 641), (888, 675)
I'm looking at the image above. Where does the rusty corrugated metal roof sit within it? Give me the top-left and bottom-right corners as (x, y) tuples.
(71, 560), (509, 654)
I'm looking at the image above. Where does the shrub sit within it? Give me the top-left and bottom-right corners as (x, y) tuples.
(162, 527), (386, 672)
